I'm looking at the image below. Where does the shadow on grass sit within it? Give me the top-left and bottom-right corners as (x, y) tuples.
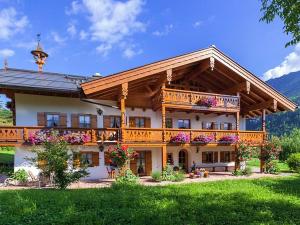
(0, 177), (300, 225)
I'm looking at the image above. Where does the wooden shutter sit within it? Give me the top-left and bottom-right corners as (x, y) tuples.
(220, 123), (224, 130)
(145, 151), (152, 176)
(145, 117), (151, 128)
(91, 115), (97, 128)
(59, 113), (67, 128)
(37, 112), (46, 126)
(228, 123), (233, 130)
(129, 117), (136, 127)
(73, 152), (81, 167)
(231, 151), (236, 162)
(202, 122), (206, 129)
(103, 116), (111, 128)
(212, 122), (218, 130)
(104, 151), (110, 165)
(202, 152), (207, 163)
(130, 157), (137, 175)
(71, 114), (79, 128)
(213, 152), (218, 163)
(220, 151), (225, 163)
(92, 152), (99, 167)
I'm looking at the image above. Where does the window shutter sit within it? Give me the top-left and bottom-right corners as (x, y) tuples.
(220, 123), (224, 130)
(231, 151), (236, 162)
(59, 113), (67, 128)
(228, 123), (233, 130)
(37, 112), (46, 126)
(145, 117), (151, 128)
(212, 122), (218, 130)
(91, 115), (97, 128)
(202, 122), (206, 129)
(104, 152), (111, 165)
(202, 152), (207, 163)
(92, 152), (99, 166)
(213, 152), (218, 163)
(145, 151), (152, 176)
(71, 114), (79, 128)
(129, 117), (136, 127)
(73, 152), (81, 167)
(220, 151), (225, 163)
(130, 157), (137, 174)
(103, 116), (111, 128)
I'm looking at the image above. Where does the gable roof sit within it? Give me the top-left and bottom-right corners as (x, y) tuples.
(81, 46), (297, 113)
(0, 68), (91, 93)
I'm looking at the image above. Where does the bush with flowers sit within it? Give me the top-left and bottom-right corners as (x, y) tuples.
(197, 97), (217, 107)
(236, 141), (253, 162)
(260, 140), (282, 174)
(193, 135), (214, 144)
(27, 130), (90, 145)
(170, 132), (190, 144)
(218, 135), (239, 144)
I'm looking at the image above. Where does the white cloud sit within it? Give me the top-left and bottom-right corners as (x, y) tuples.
(0, 48), (15, 58)
(51, 32), (67, 45)
(193, 20), (203, 28)
(67, 0), (145, 56)
(65, 1), (83, 15)
(263, 43), (300, 80)
(0, 7), (28, 40)
(67, 23), (77, 37)
(122, 45), (142, 59)
(79, 30), (88, 40)
(152, 24), (173, 37)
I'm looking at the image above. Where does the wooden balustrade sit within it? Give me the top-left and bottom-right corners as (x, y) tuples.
(0, 126), (264, 146)
(162, 88), (240, 111)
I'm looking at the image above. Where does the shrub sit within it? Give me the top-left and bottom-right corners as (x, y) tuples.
(242, 167), (253, 176)
(173, 171), (185, 182)
(232, 169), (243, 176)
(279, 129), (300, 160)
(151, 171), (162, 182)
(11, 169), (28, 183)
(161, 164), (175, 181)
(287, 153), (300, 173)
(28, 131), (88, 189)
(265, 160), (280, 174)
(115, 169), (139, 185)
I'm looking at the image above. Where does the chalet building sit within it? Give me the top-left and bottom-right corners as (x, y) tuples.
(0, 44), (296, 179)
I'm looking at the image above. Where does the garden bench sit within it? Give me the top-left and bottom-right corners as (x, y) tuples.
(197, 165), (229, 172)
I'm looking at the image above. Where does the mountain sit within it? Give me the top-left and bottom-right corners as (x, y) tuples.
(246, 71), (300, 136)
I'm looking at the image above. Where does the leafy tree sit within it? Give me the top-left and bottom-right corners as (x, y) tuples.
(29, 131), (88, 189)
(260, 0), (300, 47)
(280, 128), (300, 160)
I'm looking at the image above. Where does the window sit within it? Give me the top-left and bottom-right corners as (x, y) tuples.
(222, 123), (232, 130)
(167, 153), (174, 165)
(79, 115), (91, 128)
(166, 118), (173, 128)
(46, 114), (59, 127)
(221, 151), (231, 162)
(135, 117), (145, 128)
(206, 152), (214, 163)
(178, 119), (190, 129)
(80, 152), (93, 167)
(110, 116), (121, 128)
(203, 122), (219, 130)
(202, 151), (218, 163)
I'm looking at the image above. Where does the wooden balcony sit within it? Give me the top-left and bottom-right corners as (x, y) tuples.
(0, 126), (265, 146)
(156, 88), (240, 112)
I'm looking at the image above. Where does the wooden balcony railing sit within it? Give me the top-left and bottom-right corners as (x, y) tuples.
(159, 88), (240, 112)
(0, 126), (265, 146)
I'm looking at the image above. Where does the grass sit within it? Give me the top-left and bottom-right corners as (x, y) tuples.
(247, 157), (291, 172)
(0, 147), (15, 164)
(1, 176), (300, 225)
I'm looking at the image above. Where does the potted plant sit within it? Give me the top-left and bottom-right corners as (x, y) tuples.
(193, 135), (214, 144)
(197, 97), (217, 107)
(204, 170), (209, 178)
(189, 172), (195, 179)
(199, 168), (205, 177)
(169, 132), (190, 144)
(218, 135), (239, 144)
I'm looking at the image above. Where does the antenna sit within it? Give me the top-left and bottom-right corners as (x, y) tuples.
(3, 58), (8, 71)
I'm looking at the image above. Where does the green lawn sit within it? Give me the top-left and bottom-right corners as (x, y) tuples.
(1, 176), (300, 225)
(0, 147), (15, 164)
(247, 158), (290, 172)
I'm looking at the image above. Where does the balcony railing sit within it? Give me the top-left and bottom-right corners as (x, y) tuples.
(159, 88), (240, 112)
(0, 126), (265, 146)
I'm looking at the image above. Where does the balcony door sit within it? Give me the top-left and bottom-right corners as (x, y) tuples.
(178, 149), (188, 171)
(130, 151), (152, 176)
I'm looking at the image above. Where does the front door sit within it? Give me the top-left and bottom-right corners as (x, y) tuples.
(179, 149), (188, 171)
(130, 151), (152, 176)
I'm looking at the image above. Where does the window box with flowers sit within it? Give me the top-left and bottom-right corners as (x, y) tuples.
(196, 97), (217, 107)
(192, 135), (214, 144)
(218, 135), (239, 145)
(169, 132), (190, 144)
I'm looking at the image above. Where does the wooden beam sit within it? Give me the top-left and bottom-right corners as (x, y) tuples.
(186, 62), (210, 81)
(223, 81), (251, 94)
(242, 99), (277, 114)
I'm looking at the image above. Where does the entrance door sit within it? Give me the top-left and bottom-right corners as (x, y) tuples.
(178, 149), (188, 171)
(130, 151), (152, 176)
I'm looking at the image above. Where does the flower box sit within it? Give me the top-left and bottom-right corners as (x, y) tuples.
(169, 132), (190, 144)
(192, 135), (214, 144)
(197, 97), (217, 107)
(218, 135), (239, 144)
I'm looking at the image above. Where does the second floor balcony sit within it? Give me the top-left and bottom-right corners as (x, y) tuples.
(155, 88), (240, 112)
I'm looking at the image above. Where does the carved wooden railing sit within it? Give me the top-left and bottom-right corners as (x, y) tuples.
(0, 126), (265, 146)
(161, 88), (240, 111)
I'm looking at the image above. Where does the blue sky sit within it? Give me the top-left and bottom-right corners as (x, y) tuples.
(0, 0), (299, 81)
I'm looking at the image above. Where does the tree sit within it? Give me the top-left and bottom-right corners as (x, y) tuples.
(260, 0), (300, 47)
(29, 130), (88, 189)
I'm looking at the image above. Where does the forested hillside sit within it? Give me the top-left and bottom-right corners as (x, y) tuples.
(0, 109), (12, 126)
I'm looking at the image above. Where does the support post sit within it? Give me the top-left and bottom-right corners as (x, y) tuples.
(260, 109), (266, 173)
(161, 82), (166, 142)
(162, 144), (167, 170)
(120, 83), (128, 142)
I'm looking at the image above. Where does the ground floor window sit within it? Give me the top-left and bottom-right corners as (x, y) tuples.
(167, 153), (174, 165)
(220, 151), (231, 163)
(80, 152), (93, 167)
(137, 151), (146, 175)
(202, 151), (218, 163)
